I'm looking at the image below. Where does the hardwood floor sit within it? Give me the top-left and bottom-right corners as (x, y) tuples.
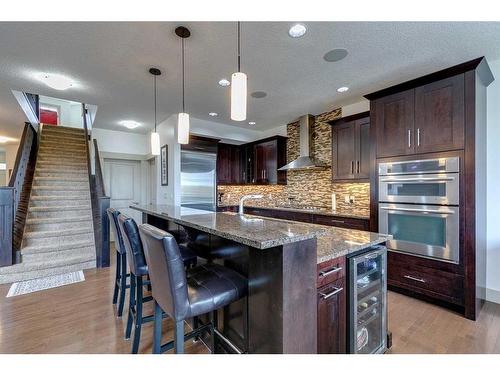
(0, 259), (499, 354)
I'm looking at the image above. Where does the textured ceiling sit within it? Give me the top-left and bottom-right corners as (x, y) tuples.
(1, 21), (500, 141)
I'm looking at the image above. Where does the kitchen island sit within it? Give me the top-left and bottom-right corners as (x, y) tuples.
(130, 204), (389, 354)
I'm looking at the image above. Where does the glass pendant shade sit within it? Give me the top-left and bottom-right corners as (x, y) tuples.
(151, 132), (160, 155)
(177, 112), (190, 144)
(230, 72), (247, 121)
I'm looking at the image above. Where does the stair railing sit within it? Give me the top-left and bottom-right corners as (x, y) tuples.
(82, 103), (110, 268)
(0, 123), (38, 266)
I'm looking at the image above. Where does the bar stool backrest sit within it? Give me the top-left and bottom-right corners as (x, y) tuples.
(117, 213), (148, 276)
(107, 208), (125, 254)
(139, 223), (190, 321)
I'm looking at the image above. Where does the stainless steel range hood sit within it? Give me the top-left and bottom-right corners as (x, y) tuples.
(278, 114), (328, 171)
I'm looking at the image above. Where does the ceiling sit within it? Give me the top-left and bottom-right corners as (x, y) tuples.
(1, 21), (500, 141)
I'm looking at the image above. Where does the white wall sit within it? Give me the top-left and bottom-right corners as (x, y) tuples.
(39, 96), (83, 128)
(92, 128), (149, 155)
(486, 58), (500, 303)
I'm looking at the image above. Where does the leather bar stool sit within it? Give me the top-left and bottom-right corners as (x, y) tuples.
(118, 214), (197, 354)
(139, 224), (248, 354)
(107, 208), (129, 317)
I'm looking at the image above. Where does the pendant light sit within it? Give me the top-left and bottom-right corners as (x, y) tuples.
(149, 67), (161, 156)
(176, 26), (191, 144)
(231, 21), (247, 121)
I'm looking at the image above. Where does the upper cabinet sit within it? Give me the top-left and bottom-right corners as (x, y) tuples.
(414, 75), (465, 154)
(370, 74), (465, 159)
(217, 136), (287, 185)
(330, 112), (370, 181)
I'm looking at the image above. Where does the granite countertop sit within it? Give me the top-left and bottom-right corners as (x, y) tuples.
(130, 204), (328, 250)
(316, 227), (391, 264)
(218, 204), (370, 220)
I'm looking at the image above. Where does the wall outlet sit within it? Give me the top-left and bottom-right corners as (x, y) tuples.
(344, 195), (355, 204)
(344, 195), (350, 204)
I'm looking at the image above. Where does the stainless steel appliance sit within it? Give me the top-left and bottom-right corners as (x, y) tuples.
(378, 157), (460, 263)
(348, 246), (387, 354)
(180, 149), (217, 211)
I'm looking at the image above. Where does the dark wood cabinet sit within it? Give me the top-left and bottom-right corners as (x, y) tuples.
(313, 214), (369, 230)
(331, 112), (370, 181)
(217, 136), (287, 186)
(374, 90), (415, 158)
(217, 143), (241, 184)
(317, 257), (346, 354)
(373, 75), (465, 158)
(415, 75), (465, 153)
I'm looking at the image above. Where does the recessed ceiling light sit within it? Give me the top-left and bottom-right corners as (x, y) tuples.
(324, 49), (349, 62)
(251, 91), (267, 99)
(120, 120), (141, 129)
(218, 79), (230, 87)
(0, 136), (17, 143)
(337, 87), (349, 93)
(248, 121), (256, 125)
(36, 73), (75, 90)
(288, 24), (307, 38)
(209, 112), (218, 117)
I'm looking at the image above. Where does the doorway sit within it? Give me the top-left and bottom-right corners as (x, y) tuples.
(103, 158), (142, 240)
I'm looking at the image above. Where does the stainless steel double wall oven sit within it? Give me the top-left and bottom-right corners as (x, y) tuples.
(378, 157), (460, 263)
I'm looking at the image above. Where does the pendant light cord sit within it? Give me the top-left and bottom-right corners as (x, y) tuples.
(153, 74), (157, 132)
(237, 21), (241, 72)
(182, 37), (185, 113)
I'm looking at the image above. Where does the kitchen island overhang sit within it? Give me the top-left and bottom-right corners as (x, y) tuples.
(130, 204), (389, 354)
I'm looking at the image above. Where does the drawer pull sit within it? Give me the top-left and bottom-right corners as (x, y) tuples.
(319, 266), (343, 277)
(320, 287), (344, 300)
(404, 275), (426, 283)
(330, 219), (345, 224)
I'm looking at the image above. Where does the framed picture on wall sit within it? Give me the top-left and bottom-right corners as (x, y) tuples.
(161, 144), (168, 186)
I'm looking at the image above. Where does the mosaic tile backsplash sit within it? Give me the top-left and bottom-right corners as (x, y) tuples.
(217, 107), (371, 213)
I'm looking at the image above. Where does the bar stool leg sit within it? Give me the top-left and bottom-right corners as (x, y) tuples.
(125, 274), (136, 339)
(112, 251), (120, 305)
(209, 311), (215, 353)
(153, 301), (163, 354)
(174, 320), (184, 354)
(117, 253), (127, 317)
(131, 275), (144, 354)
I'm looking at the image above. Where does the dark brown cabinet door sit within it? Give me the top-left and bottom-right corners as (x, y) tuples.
(415, 74), (465, 153)
(317, 278), (346, 354)
(356, 118), (370, 179)
(332, 122), (356, 180)
(231, 146), (242, 184)
(254, 140), (278, 184)
(216, 143), (232, 184)
(375, 89), (415, 158)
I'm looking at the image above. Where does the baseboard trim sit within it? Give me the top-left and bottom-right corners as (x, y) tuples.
(486, 287), (500, 304)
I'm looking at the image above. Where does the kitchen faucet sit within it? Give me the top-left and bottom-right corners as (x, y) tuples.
(239, 194), (264, 214)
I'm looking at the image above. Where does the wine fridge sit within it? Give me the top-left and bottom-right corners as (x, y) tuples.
(347, 246), (387, 354)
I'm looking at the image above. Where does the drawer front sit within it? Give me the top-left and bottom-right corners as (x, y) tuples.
(244, 208), (313, 223)
(313, 215), (369, 230)
(317, 257), (346, 288)
(388, 255), (464, 305)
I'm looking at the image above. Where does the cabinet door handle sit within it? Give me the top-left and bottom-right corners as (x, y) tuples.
(404, 275), (426, 283)
(319, 287), (344, 300)
(351, 161), (354, 174)
(357, 160), (360, 174)
(319, 266), (343, 277)
(417, 128), (421, 147)
(408, 129), (412, 148)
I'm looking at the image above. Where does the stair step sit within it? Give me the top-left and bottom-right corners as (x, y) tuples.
(29, 199), (91, 208)
(27, 207), (92, 219)
(29, 205), (92, 213)
(36, 159), (87, 166)
(30, 194), (90, 201)
(22, 240), (95, 254)
(41, 134), (86, 142)
(35, 170), (88, 178)
(31, 186), (89, 194)
(26, 216), (92, 225)
(25, 220), (93, 233)
(38, 148), (87, 156)
(42, 128), (85, 137)
(40, 142), (87, 151)
(24, 227), (93, 239)
(22, 246), (95, 263)
(0, 254), (95, 281)
(34, 176), (88, 183)
(23, 232), (95, 249)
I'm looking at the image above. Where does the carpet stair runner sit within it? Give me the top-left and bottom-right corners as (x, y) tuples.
(0, 125), (96, 284)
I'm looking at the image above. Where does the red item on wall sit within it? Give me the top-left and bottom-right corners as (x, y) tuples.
(40, 108), (58, 125)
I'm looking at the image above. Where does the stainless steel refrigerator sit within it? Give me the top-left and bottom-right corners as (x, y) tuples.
(180, 149), (217, 211)
(347, 245), (387, 354)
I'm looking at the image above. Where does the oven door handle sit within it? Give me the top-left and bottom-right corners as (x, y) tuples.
(379, 206), (456, 215)
(380, 177), (455, 182)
